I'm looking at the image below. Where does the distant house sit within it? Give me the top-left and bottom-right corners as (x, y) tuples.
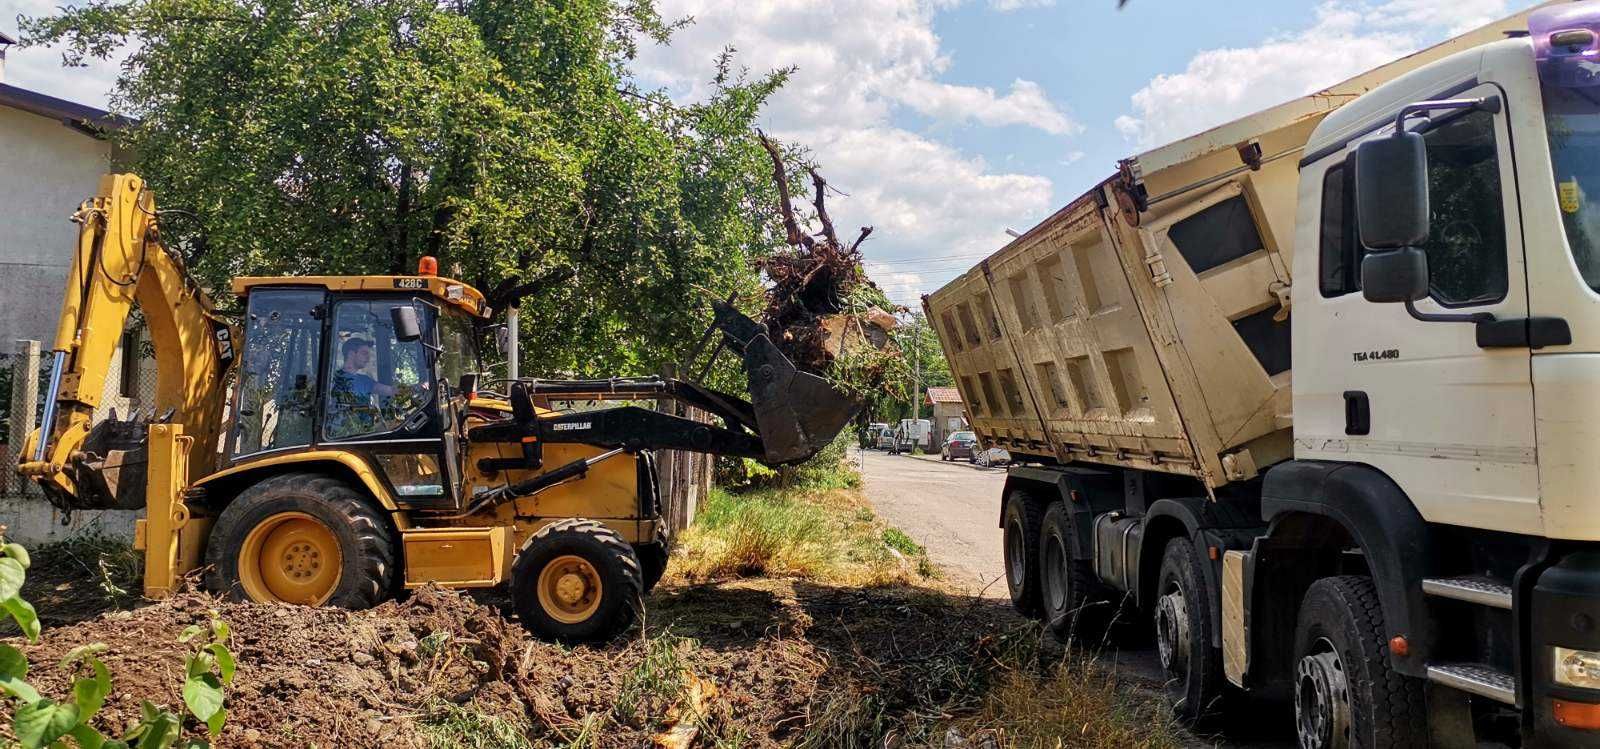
(924, 386), (967, 445)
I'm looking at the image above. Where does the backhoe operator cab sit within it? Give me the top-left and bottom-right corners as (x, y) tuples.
(225, 280), (478, 511)
(16, 173), (864, 644)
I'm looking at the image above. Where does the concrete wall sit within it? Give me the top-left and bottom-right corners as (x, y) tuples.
(1, 105), (128, 546)
(0, 105), (113, 348)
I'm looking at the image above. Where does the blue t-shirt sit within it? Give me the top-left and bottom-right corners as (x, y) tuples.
(332, 370), (377, 402)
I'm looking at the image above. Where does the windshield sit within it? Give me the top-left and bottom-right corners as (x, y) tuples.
(1543, 82), (1600, 291)
(950, 431), (975, 441)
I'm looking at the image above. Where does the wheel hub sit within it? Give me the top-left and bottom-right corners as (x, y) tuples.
(238, 511), (343, 606)
(1155, 588), (1190, 672)
(536, 555), (603, 624)
(1006, 520), (1026, 587)
(1295, 640), (1352, 749)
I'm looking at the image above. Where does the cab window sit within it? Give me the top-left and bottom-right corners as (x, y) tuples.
(1412, 109), (1508, 307)
(233, 289), (323, 456)
(324, 299), (433, 440)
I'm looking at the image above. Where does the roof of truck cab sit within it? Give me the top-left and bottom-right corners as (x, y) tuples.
(231, 275), (489, 318)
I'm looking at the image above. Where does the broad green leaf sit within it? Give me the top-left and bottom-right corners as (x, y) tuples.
(204, 705), (225, 738)
(4, 598), (40, 642)
(209, 618), (229, 644)
(59, 644), (108, 668)
(182, 672), (224, 724)
(176, 625), (202, 644)
(71, 658), (112, 718)
(14, 698), (81, 749)
(0, 557), (27, 601)
(0, 643), (28, 680)
(68, 722), (105, 749)
(205, 644), (235, 685)
(184, 652), (213, 680)
(4, 544), (32, 570)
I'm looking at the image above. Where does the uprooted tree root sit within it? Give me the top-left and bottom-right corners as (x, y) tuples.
(755, 131), (893, 379)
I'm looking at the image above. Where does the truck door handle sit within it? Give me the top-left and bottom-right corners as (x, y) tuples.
(1476, 316), (1571, 349)
(1343, 391), (1370, 436)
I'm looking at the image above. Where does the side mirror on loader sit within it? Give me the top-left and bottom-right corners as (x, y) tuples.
(392, 305), (423, 342)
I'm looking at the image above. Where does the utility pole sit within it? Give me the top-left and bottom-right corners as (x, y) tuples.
(506, 305), (520, 381)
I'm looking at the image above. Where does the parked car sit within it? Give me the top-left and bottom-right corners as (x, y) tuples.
(862, 422), (889, 449)
(941, 431), (978, 461)
(875, 428), (898, 450)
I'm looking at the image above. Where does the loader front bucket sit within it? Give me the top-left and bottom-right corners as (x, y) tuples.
(710, 301), (863, 465)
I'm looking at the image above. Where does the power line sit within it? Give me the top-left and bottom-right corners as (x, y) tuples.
(863, 252), (990, 266)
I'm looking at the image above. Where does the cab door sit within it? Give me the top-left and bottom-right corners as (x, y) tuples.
(1294, 83), (1542, 535)
(321, 296), (460, 510)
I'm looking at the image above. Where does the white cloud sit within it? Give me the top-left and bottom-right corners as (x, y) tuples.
(1, 0), (124, 109)
(1061, 150), (1085, 166)
(889, 77), (1081, 134)
(1113, 0), (1535, 149)
(990, 0), (1056, 12)
(634, 0), (1063, 298)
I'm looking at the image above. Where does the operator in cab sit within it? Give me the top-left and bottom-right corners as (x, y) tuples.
(327, 337), (411, 437)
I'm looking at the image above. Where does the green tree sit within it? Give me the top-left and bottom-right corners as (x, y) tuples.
(879, 312), (952, 422)
(21, 0), (790, 376)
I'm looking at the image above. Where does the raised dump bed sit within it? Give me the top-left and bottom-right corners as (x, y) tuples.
(925, 13), (1529, 490)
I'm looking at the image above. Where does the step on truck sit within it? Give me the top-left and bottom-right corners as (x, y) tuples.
(926, 3), (1600, 746)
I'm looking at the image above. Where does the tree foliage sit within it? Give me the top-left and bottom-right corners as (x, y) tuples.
(21, 0), (792, 376)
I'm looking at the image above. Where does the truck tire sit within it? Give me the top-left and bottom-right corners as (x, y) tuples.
(1002, 490), (1046, 617)
(1156, 537), (1223, 724)
(1293, 576), (1427, 749)
(1039, 503), (1104, 641)
(206, 472), (396, 609)
(513, 519), (643, 643)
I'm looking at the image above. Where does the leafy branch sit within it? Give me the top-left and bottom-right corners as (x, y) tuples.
(0, 537), (236, 748)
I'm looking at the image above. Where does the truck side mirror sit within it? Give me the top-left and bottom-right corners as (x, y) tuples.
(1361, 248), (1430, 303)
(493, 324), (510, 355)
(1355, 130), (1429, 249)
(392, 305), (422, 342)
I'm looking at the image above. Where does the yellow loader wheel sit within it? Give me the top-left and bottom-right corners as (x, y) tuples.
(512, 519), (643, 644)
(205, 472), (395, 609)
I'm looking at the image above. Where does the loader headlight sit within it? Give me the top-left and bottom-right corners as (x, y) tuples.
(1555, 647), (1600, 689)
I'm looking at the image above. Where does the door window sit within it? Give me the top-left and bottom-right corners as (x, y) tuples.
(233, 289), (323, 457)
(1412, 110), (1509, 307)
(324, 299), (434, 440)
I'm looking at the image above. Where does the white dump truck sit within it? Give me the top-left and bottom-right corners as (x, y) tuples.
(925, 3), (1600, 746)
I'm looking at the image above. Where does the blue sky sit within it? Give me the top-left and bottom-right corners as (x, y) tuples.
(2, 0), (1542, 307)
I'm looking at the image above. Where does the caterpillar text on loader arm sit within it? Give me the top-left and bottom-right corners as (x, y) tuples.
(15, 174), (864, 642)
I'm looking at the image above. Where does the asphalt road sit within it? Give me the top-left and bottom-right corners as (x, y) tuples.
(855, 447), (1009, 597)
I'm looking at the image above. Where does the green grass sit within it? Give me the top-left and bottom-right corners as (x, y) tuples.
(673, 485), (937, 588)
(418, 701), (534, 749)
(33, 532), (143, 604)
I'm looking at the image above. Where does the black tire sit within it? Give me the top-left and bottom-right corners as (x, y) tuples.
(1155, 537), (1223, 724)
(1002, 491), (1046, 617)
(206, 472), (396, 609)
(1039, 503), (1105, 641)
(1293, 576), (1427, 749)
(512, 519), (643, 644)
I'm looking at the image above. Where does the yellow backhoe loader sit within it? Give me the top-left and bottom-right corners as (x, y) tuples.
(15, 174), (862, 642)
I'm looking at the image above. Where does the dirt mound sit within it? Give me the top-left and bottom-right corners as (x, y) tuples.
(8, 578), (1030, 748)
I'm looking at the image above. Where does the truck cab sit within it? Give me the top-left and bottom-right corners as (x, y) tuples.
(926, 4), (1600, 746)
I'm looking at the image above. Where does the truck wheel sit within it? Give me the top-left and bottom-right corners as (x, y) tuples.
(1002, 491), (1046, 617)
(1039, 503), (1103, 641)
(206, 472), (395, 609)
(513, 519), (643, 644)
(1156, 537), (1223, 724)
(1293, 576), (1427, 749)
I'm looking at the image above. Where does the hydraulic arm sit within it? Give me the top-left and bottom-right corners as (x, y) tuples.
(17, 174), (237, 511)
(471, 299), (862, 467)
